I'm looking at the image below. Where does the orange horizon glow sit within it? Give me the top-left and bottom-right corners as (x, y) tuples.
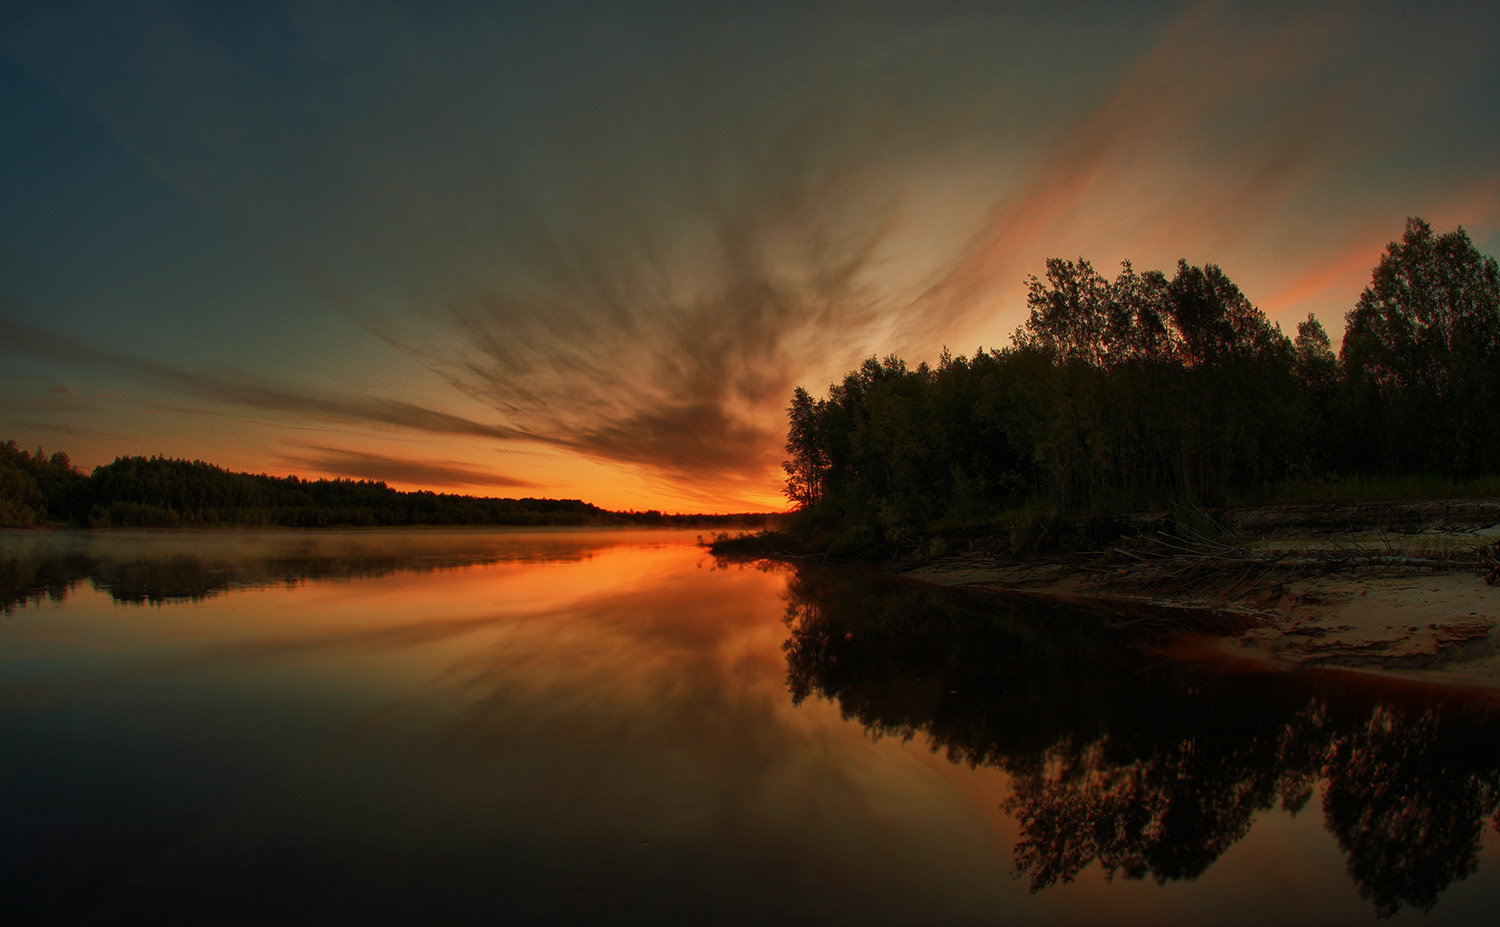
(35, 434), (790, 516)
(4, 4), (1497, 514)
(271, 445), (792, 515)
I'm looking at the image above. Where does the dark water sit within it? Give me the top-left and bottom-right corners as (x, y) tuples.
(1, 528), (1497, 925)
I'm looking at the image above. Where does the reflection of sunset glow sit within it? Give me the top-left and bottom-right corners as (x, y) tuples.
(5, 528), (1500, 920)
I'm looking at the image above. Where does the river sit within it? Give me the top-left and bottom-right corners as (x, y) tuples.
(1, 527), (1496, 924)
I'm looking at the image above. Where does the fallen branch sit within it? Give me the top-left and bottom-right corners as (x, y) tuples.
(1476, 539), (1500, 586)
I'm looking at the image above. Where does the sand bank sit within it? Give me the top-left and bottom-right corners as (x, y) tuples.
(900, 522), (1500, 691)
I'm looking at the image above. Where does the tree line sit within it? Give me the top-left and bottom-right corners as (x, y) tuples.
(782, 218), (1500, 548)
(0, 443), (768, 529)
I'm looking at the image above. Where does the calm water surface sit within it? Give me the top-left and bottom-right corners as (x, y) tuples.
(2, 528), (1498, 924)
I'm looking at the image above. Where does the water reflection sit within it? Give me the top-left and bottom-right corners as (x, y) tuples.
(0, 527), (681, 610)
(780, 564), (1500, 919)
(6, 530), (1497, 922)
(0, 532), (825, 924)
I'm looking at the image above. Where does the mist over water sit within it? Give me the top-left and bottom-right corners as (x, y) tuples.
(2, 528), (1498, 924)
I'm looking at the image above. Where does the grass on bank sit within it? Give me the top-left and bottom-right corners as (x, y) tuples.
(1227, 473), (1500, 506)
(708, 472), (1500, 561)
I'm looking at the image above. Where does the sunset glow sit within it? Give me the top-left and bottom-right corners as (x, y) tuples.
(3, 2), (1497, 512)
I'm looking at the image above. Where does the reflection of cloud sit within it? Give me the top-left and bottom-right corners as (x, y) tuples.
(279, 444), (534, 489)
(0, 608), (528, 720)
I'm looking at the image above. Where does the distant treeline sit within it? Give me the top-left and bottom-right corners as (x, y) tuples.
(782, 218), (1500, 548)
(0, 444), (769, 529)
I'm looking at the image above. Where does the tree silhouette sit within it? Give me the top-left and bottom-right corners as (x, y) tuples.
(1342, 218), (1500, 475)
(780, 220), (1500, 549)
(782, 387), (827, 509)
(2, 442), (745, 528)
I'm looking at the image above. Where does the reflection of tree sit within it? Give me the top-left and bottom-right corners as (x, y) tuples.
(0, 547), (91, 613)
(781, 564), (1500, 918)
(1323, 706), (1500, 918)
(1003, 701), (1328, 890)
(0, 534), (596, 610)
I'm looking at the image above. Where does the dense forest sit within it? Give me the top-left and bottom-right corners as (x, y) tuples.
(781, 218), (1500, 549)
(0, 444), (765, 529)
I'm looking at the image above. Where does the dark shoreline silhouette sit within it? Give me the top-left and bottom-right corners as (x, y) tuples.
(775, 218), (1500, 554)
(0, 442), (774, 530)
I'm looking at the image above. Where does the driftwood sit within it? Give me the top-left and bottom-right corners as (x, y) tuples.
(1105, 525), (1498, 603)
(1478, 539), (1500, 586)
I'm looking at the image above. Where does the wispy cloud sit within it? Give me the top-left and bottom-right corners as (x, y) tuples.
(0, 313), (533, 442)
(3, 1), (1497, 495)
(278, 444), (535, 490)
(1, 419), (101, 439)
(1259, 238), (1390, 328)
(0, 370), (94, 416)
(1, 3), (975, 484)
(908, 3), (1370, 323)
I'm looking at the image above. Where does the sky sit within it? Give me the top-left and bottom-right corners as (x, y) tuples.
(2, 0), (1498, 513)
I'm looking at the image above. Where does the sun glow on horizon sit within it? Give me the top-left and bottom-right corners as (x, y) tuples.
(2, 3), (1497, 508)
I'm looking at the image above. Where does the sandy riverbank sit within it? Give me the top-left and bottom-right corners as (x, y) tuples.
(898, 508), (1500, 691)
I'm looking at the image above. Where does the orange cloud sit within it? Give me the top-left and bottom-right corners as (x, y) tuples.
(1260, 178), (1500, 337)
(277, 445), (537, 490)
(1430, 174), (1500, 238)
(902, 3), (1359, 339)
(1258, 238), (1387, 327)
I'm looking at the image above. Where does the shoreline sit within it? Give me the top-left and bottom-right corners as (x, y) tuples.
(898, 539), (1500, 692)
(707, 498), (1500, 693)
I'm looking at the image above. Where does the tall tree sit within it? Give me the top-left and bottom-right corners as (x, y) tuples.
(782, 386), (827, 509)
(1341, 218), (1500, 474)
(1018, 258), (1115, 365)
(1166, 261), (1283, 366)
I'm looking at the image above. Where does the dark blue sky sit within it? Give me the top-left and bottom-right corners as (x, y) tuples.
(3, 1), (1498, 510)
